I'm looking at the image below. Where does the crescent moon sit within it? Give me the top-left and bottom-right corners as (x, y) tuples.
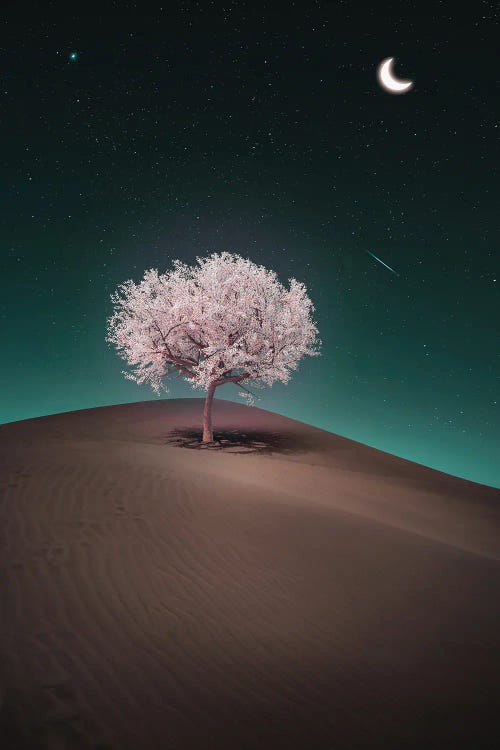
(377, 57), (413, 94)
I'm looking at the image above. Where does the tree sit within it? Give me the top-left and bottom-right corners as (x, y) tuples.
(106, 252), (321, 442)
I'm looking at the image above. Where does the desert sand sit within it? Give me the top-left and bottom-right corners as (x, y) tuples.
(1, 397), (499, 749)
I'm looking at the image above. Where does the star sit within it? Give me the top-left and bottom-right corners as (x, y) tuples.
(69, 51), (78, 61)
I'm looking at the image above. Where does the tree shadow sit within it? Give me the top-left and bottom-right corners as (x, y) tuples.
(162, 428), (307, 456)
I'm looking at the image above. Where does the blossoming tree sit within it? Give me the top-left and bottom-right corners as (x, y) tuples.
(106, 252), (321, 442)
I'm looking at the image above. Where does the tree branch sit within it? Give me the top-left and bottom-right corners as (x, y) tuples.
(151, 320), (197, 369)
(233, 380), (256, 398)
(213, 372), (251, 387)
(185, 331), (206, 349)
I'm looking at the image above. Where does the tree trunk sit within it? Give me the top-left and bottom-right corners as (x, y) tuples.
(202, 382), (217, 442)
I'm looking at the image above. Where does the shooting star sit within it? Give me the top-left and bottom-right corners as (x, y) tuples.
(366, 250), (399, 276)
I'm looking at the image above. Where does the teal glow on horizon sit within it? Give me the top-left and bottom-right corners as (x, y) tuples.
(2, 4), (499, 490)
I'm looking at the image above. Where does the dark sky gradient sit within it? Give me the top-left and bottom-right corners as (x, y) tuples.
(2, 1), (499, 487)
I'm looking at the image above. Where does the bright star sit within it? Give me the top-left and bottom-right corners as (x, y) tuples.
(69, 51), (78, 61)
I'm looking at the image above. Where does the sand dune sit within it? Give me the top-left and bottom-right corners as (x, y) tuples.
(1, 398), (499, 749)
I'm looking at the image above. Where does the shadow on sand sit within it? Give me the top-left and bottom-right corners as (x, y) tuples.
(162, 428), (307, 456)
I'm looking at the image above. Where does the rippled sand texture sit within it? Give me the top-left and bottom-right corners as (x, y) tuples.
(1, 398), (499, 749)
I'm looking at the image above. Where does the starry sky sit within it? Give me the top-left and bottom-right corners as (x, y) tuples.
(2, 1), (499, 487)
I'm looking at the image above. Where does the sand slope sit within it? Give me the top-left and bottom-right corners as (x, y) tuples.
(1, 398), (499, 749)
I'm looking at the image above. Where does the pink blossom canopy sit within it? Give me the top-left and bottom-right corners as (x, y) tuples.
(106, 252), (321, 405)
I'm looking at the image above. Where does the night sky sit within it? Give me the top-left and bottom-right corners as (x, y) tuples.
(2, 2), (499, 487)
